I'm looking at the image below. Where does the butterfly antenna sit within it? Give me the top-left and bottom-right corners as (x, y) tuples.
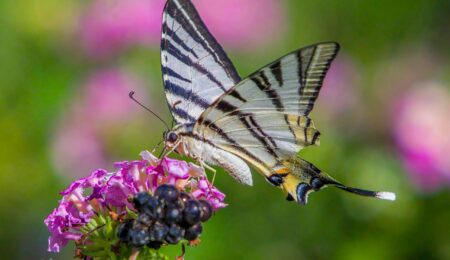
(151, 139), (164, 153)
(129, 91), (170, 130)
(158, 146), (166, 158)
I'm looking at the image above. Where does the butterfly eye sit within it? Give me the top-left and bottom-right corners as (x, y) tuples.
(166, 132), (179, 143)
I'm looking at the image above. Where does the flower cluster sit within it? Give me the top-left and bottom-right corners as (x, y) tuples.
(44, 151), (226, 257)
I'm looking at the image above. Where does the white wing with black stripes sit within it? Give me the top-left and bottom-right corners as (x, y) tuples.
(195, 43), (339, 169)
(161, 0), (241, 125)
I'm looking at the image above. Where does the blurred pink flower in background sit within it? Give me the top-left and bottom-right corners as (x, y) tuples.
(319, 55), (359, 116)
(193, 0), (285, 50)
(52, 69), (150, 179)
(83, 69), (142, 122)
(80, 0), (165, 57)
(367, 46), (442, 136)
(393, 83), (450, 192)
(80, 0), (285, 58)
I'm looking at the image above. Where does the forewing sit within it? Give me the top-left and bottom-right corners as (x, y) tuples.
(195, 43), (339, 168)
(161, 0), (241, 125)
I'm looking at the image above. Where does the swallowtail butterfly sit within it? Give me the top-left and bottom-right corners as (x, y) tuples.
(160, 0), (395, 204)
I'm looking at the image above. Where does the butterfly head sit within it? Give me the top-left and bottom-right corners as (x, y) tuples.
(163, 130), (179, 147)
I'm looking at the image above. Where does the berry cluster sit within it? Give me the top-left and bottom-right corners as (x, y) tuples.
(118, 185), (213, 249)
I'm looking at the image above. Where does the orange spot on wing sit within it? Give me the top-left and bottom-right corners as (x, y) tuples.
(275, 167), (290, 174)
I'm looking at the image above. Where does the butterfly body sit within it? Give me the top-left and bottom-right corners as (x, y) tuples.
(160, 0), (395, 205)
(168, 127), (253, 185)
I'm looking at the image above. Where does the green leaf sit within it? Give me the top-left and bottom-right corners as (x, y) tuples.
(138, 246), (169, 260)
(126, 206), (138, 219)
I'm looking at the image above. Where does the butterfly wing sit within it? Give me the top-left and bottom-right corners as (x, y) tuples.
(161, 0), (241, 125)
(195, 42), (339, 171)
(195, 42), (396, 204)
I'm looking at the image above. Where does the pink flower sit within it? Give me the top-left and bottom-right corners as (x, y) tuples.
(44, 201), (85, 252)
(45, 151), (226, 252)
(393, 83), (450, 192)
(79, 0), (286, 58)
(162, 157), (190, 180)
(51, 68), (150, 179)
(60, 169), (108, 202)
(191, 178), (227, 209)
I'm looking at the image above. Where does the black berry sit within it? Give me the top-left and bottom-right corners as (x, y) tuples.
(137, 213), (152, 226)
(179, 192), (191, 204)
(183, 200), (201, 225)
(149, 221), (169, 241)
(175, 192), (191, 209)
(155, 184), (179, 203)
(133, 192), (151, 212)
(117, 220), (133, 242)
(165, 204), (183, 224)
(165, 224), (185, 244)
(147, 241), (163, 250)
(198, 200), (213, 222)
(142, 196), (164, 220)
(184, 223), (202, 241)
(130, 228), (150, 247)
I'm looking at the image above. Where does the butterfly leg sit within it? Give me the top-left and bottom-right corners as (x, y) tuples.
(198, 159), (217, 183)
(201, 161), (216, 173)
(211, 168), (217, 185)
(160, 140), (182, 158)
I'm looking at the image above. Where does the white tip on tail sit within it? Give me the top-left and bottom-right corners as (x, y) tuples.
(376, 191), (396, 201)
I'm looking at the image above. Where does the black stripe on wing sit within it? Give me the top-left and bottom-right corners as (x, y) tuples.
(163, 26), (199, 59)
(269, 61), (283, 87)
(200, 119), (270, 168)
(162, 41), (227, 91)
(252, 71), (284, 112)
(163, 0), (240, 83)
(297, 42), (340, 115)
(164, 82), (210, 109)
(172, 107), (197, 122)
(210, 99), (279, 158)
(252, 42), (340, 116)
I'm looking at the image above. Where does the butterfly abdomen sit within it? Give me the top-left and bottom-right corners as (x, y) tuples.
(268, 157), (396, 205)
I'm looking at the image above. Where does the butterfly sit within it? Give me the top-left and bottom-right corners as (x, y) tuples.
(160, 0), (395, 205)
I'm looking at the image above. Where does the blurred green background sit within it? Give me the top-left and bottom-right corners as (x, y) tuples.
(1, 0), (449, 259)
